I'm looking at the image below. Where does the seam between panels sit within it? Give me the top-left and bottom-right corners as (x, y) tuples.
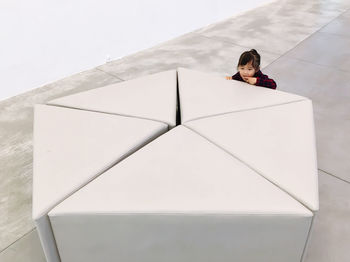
(46, 162), (119, 218)
(45, 215), (61, 262)
(300, 214), (316, 262)
(185, 98), (308, 124)
(176, 70), (182, 126)
(44, 103), (171, 127)
(183, 125), (314, 214)
(44, 128), (167, 258)
(44, 127), (167, 218)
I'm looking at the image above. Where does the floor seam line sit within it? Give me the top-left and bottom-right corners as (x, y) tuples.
(318, 168), (350, 184)
(0, 228), (35, 254)
(316, 30), (350, 39)
(183, 125), (314, 213)
(193, 32), (283, 57)
(95, 67), (125, 81)
(184, 98), (307, 123)
(271, 55), (350, 74)
(193, 33), (285, 69)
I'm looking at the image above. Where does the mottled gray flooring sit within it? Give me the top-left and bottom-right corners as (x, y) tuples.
(1, 0), (350, 261)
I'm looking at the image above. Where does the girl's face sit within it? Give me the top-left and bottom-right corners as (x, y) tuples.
(238, 61), (257, 79)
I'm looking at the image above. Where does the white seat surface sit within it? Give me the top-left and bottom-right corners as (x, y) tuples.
(185, 100), (318, 211)
(178, 67), (305, 123)
(49, 126), (312, 262)
(48, 70), (177, 127)
(33, 104), (167, 261)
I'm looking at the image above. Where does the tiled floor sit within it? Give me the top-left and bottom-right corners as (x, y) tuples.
(304, 170), (350, 262)
(285, 32), (350, 70)
(0, 230), (46, 262)
(195, 0), (345, 55)
(1, 0), (350, 261)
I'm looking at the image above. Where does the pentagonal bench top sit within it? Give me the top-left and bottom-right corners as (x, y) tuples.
(33, 68), (318, 262)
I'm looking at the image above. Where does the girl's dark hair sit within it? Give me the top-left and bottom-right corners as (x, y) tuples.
(237, 49), (261, 70)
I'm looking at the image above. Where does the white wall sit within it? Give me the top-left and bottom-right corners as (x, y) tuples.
(0, 0), (273, 100)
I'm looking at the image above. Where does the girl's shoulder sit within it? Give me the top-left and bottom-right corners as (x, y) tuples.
(255, 70), (268, 78)
(232, 72), (242, 80)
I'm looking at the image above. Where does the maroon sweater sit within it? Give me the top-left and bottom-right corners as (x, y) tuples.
(232, 70), (277, 89)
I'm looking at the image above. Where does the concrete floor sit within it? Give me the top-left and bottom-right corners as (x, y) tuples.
(1, 0), (350, 261)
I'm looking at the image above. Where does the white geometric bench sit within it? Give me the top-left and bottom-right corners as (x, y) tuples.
(33, 68), (318, 262)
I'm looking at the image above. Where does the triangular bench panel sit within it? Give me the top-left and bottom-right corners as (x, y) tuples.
(32, 104), (167, 261)
(185, 99), (319, 211)
(178, 67), (305, 123)
(48, 70), (177, 127)
(49, 126), (312, 262)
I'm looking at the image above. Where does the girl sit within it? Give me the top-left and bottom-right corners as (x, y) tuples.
(226, 49), (277, 89)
